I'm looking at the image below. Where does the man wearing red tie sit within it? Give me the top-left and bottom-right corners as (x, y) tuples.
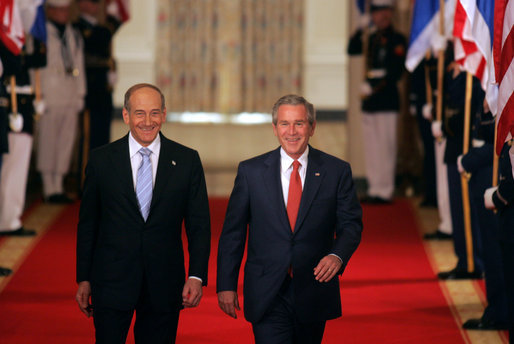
(217, 94), (363, 343)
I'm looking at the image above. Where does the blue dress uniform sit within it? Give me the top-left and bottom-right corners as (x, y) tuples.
(409, 57), (437, 206)
(460, 110), (509, 329)
(348, 24), (406, 202)
(74, 11), (121, 151)
(490, 140), (514, 341)
(438, 71), (484, 279)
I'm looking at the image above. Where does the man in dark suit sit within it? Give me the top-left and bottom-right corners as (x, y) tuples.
(75, 83), (211, 343)
(217, 95), (363, 343)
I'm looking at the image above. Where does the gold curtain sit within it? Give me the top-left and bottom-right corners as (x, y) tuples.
(156, 0), (303, 113)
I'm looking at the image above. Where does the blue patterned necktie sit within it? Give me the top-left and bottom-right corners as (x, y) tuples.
(136, 147), (153, 221)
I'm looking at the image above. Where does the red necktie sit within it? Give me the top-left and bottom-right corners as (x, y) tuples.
(287, 160), (302, 231)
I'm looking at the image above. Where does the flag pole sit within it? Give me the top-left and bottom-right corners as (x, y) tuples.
(34, 70), (42, 121)
(9, 76), (17, 115)
(492, 120), (499, 187)
(362, 0), (371, 78)
(436, 0), (445, 124)
(424, 51), (433, 107)
(461, 71), (474, 273)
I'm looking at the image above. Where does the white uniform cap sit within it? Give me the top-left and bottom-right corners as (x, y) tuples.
(371, 0), (394, 7)
(46, 0), (72, 7)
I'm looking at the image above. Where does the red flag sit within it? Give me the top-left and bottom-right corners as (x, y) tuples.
(0, 0), (25, 55)
(494, 0), (514, 155)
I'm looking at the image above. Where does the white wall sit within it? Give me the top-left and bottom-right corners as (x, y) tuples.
(112, 0), (157, 106)
(303, 0), (348, 110)
(112, 0), (351, 111)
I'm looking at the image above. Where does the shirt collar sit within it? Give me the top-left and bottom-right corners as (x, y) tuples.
(280, 146), (309, 172)
(128, 132), (161, 158)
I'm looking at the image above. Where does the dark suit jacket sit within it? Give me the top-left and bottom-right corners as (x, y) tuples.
(217, 146), (362, 323)
(76, 133), (210, 312)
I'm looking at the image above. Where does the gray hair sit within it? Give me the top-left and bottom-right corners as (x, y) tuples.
(271, 94), (316, 125)
(124, 83), (165, 113)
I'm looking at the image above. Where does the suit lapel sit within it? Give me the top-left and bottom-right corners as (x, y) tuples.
(149, 134), (177, 216)
(262, 148), (291, 232)
(110, 135), (141, 212)
(295, 147), (325, 233)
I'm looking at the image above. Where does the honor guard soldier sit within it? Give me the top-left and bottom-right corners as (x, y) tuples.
(0, 35), (46, 236)
(347, 0), (406, 204)
(37, 0), (86, 203)
(458, 106), (509, 330)
(75, 0), (122, 151)
(485, 139), (514, 342)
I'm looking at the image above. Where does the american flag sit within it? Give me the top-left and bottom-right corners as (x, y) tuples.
(0, 0), (25, 55)
(108, 0), (130, 24)
(494, 0), (514, 155)
(452, 0), (494, 91)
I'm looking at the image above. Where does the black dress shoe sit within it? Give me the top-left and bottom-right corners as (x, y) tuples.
(438, 268), (483, 280)
(462, 318), (509, 330)
(0, 227), (36, 236)
(0, 267), (12, 276)
(46, 193), (74, 204)
(424, 230), (452, 240)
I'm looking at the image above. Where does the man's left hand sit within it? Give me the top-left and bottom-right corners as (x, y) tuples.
(182, 278), (203, 308)
(314, 255), (342, 282)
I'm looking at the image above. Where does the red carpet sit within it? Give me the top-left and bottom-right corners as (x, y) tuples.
(0, 198), (467, 343)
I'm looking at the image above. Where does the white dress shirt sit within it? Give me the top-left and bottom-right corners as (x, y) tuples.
(128, 132), (201, 282)
(279, 146), (342, 263)
(280, 146), (309, 206)
(128, 133), (160, 190)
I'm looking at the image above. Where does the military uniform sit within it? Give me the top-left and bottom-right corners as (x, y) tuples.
(490, 140), (514, 341)
(37, 19), (85, 200)
(439, 71), (484, 278)
(0, 37), (46, 233)
(348, 25), (406, 201)
(74, 12), (120, 151)
(459, 110), (509, 329)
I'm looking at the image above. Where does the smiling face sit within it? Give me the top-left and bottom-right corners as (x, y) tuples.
(122, 86), (166, 147)
(272, 104), (316, 160)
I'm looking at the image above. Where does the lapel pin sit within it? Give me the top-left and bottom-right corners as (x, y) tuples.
(315, 172), (320, 176)
(172, 160), (176, 166)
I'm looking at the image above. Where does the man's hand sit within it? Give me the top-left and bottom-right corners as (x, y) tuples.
(75, 281), (93, 317)
(217, 291), (240, 319)
(182, 278), (203, 308)
(314, 255), (342, 282)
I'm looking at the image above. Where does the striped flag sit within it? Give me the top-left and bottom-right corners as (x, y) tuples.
(453, 0), (494, 91)
(18, 0), (46, 42)
(406, 0), (456, 72)
(356, 0), (366, 13)
(107, 0), (130, 23)
(0, 0), (25, 55)
(494, 0), (514, 155)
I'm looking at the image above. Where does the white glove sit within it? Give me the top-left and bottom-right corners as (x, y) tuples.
(33, 99), (46, 115)
(457, 154), (465, 174)
(422, 103), (433, 121)
(431, 120), (443, 139)
(431, 33), (447, 53)
(484, 186), (497, 210)
(360, 82), (372, 97)
(8, 113), (23, 132)
(359, 13), (371, 29)
(108, 70), (118, 88)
